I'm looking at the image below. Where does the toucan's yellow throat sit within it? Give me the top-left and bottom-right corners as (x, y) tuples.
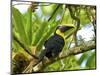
(55, 25), (73, 38)
(56, 29), (64, 38)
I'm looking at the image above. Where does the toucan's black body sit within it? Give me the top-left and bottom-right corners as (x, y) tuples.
(44, 34), (65, 58)
(39, 25), (74, 61)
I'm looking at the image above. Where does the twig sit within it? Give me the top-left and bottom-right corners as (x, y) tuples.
(85, 7), (96, 36)
(22, 60), (35, 73)
(90, 7), (96, 36)
(13, 33), (39, 59)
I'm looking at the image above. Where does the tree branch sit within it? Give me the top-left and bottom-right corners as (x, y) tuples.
(67, 5), (80, 30)
(67, 5), (80, 46)
(36, 41), (96, 72)
(85, 6), (96, 37)
(13, 33), (39, 59)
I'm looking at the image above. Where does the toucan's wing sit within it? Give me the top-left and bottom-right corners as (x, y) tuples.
(38, 49), (47, 61)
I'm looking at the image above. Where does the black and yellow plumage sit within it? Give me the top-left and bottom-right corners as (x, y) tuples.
(39, 25), (74, 61)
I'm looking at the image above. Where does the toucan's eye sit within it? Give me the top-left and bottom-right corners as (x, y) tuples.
(56, 26), (61, 29)
(59, 26), (68, 32)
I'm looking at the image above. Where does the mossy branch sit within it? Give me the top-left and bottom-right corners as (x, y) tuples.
(36, 41), (96, 72)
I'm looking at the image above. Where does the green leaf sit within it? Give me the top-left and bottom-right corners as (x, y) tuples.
(80, 9), (91, 25)
(61, 9), (72, 24)
(24, 8), (32, 45)
(33, 20), (48, 46)
(12, 7), (29, 45)
(12, 40), (20, 52)
(86, 51), (96, 68)
(41, 4), (56, 16)
(78, 52), (89, 65)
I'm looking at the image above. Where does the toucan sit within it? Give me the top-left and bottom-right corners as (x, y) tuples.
(38, 25), (74, 61)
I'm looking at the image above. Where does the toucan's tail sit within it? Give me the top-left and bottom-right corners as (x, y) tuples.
(38, 49), (47, 62)
(32, 49), (47, 68)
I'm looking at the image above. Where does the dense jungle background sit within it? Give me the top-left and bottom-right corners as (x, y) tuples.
(12, 1), (96, 74)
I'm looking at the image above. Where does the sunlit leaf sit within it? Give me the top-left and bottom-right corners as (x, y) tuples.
(86, 51), (96, 68)
(24, 7), (32, 45)
(32, 20), (48, 46)
(78, 52), (89, 65)
(80, 9), (91, 25)
(12, 7), (29, 45)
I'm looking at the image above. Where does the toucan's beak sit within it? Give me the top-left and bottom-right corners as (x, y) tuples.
(58, 25), (74, 32)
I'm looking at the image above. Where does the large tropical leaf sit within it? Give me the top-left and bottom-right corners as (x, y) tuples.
(12, 7), (29, 45)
